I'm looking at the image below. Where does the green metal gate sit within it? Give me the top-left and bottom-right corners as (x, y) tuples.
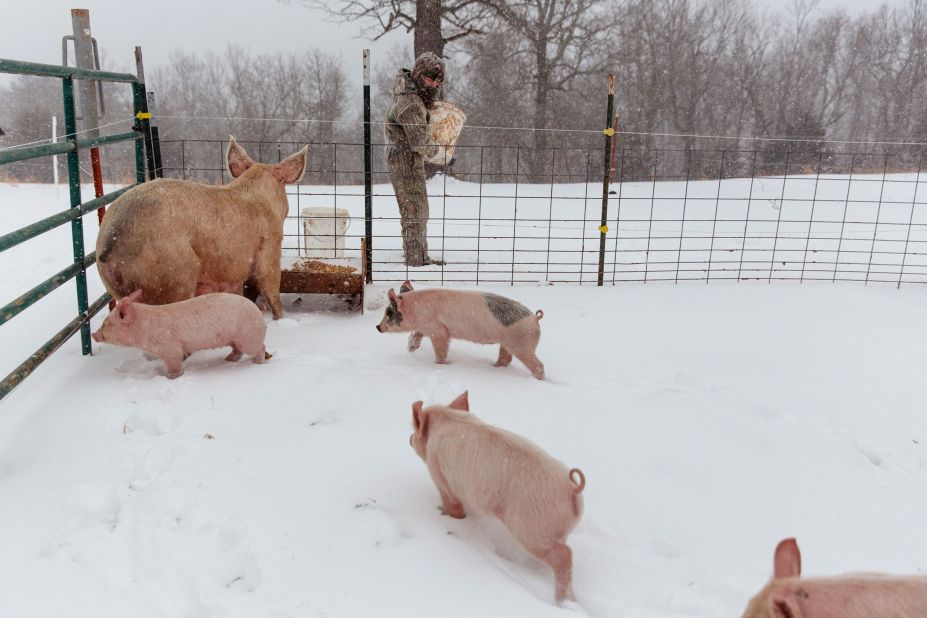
(0, 58), (152, 402)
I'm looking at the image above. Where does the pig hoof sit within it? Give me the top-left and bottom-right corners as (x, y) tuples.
(438, 505), (466, 519)
(225, 351), (243, 362)
(166, 371), (184, 379)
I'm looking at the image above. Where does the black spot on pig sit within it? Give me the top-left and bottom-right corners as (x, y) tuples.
(482, 293), (532, 326)
(385, 301), (403, 327)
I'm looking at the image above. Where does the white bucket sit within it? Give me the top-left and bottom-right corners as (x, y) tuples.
(301, 207), (351, 259)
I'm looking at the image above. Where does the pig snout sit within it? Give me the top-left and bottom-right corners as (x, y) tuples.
(376, 323), (383, 332)
(91, 329), (102, 342)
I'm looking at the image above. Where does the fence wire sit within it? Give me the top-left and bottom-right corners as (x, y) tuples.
(158, 138), (927, 288)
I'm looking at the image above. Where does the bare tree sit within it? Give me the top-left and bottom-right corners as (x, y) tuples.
(290, 0), (488, 58)
(149, 47), (350, 183)
(0, 74), (134, 182)
(851, 0), (927, 141)
(478, 0), (613, 179)
(0, 76), (62, 182)
(452, 32), (534, 179)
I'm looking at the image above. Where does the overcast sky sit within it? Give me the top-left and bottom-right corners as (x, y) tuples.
(0, 0), (905, 91)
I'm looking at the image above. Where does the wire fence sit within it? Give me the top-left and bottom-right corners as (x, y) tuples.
(158, 138), (927, 288)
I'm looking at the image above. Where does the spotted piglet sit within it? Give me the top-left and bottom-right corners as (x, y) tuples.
(376, 281), (545, 379)
(410, 392), (585, 603)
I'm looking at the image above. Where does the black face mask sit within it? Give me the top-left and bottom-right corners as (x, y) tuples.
(417, 85), (439, 109)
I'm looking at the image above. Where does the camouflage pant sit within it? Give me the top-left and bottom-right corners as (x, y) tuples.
(387, 145), (430, 266)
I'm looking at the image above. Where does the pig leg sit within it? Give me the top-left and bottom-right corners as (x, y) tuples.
(252, 268), (284, 320)
(429, 327), (451, 364)
(160, 352), (185, 379)
(534, 543), (575, 603)
(230, 337), (266, 364)
(438, 489), (466, 519)
(225, 344), (243, 362)
(510, 344), (545, 380)
(408, 332), (424, 352)
(429, 463), (465, 518)
(494, 346), (513, 368)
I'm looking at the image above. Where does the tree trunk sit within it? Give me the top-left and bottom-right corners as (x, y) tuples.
(531, 43), (551, 182)
(415, 0), (445, 59)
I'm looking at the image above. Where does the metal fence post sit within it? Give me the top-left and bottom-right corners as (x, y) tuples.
(62, 77), (92, 355)
(135, 47), (156, 181)
(147, 91), (164, 178)
(597, 74), (616, 287)
(363, 49), (373, 284)
(131, 82), (148, 184)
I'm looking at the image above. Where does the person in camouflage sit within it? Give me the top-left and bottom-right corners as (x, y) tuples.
(385, 52), (446, 267)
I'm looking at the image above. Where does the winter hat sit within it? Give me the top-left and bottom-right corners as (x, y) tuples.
(411, 52), (445, 85)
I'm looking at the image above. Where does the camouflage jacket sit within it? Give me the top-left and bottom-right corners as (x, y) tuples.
(384, 69), (439, 160)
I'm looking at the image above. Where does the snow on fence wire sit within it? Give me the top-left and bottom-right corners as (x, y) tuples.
(157, 138), (927, 288)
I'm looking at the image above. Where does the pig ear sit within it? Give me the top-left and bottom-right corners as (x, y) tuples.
(769, 591), (801, 618)
(388, 289), (399, 305)
(275, 145), (308, 185)
(399, 280), (414, 293)
(117, 299), (135, 323)
(412, 401), (428, 436)
(773, 538), (801, 578)
(448, 391), (469, 412)
(127, 289), (144, 303)
(226, 136), (254, 179)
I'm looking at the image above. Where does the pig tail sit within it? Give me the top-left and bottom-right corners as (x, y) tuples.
(535, 309), (544, 321)
(569, 468), (585, 493)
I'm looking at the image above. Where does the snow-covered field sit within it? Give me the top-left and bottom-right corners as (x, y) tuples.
(1, 181), (926, 618)
(284, 170), (927, 286)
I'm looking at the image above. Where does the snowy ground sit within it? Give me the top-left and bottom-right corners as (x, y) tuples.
(1, 181), (926, 618)
(283, 170), (927, 286)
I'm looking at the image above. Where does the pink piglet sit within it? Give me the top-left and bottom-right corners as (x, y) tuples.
(410, 391), (585, 603)
(741, 538), (927, 618)
(92, 290), (267, 378)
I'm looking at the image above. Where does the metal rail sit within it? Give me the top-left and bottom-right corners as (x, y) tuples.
(0, 57), (150, 403)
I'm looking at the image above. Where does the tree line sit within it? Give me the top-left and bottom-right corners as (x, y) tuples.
(2, 0), (927, 184)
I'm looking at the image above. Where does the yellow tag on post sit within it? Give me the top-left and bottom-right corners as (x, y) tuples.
(599, 225), (609, 234)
